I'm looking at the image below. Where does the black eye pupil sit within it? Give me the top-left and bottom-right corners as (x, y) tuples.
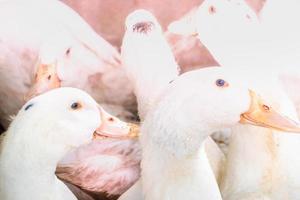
(71, 102), (79, 109)
(24, 103), (34, 111)
(66, 48), (71, 55)
(216, 79), (225, 87)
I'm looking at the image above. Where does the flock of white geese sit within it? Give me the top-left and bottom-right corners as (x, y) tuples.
(0, 0), (300, 200)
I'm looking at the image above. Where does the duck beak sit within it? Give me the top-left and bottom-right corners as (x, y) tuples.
(24, 63), (61, 101)
(240, 90), (300, 133)
(93, 106), (140, 140)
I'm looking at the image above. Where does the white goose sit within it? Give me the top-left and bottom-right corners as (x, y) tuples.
(0, 0), (135, 128)
(0, 87), (135, 200)
(138, 67), (300, 200)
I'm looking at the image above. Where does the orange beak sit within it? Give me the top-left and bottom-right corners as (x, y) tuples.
(93, 106), (140, 140)
(240, 90), (300, 133)
(25, 62), (61, 101)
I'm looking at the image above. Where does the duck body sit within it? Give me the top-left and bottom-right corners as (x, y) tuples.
(220, 70), (300, 200)
(221, 125), (286, 200)
(139, 67), (300, 200)
(0, 0), (135, 128)
(118, 10), (226, 200)
(137, 67), (254, 200)
(141, 142), (221, 200)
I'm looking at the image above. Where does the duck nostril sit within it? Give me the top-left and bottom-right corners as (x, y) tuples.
(133, 21), (155, 34)
(108, 117), (114, 122)
(47, 75), (51, 80)
(262, 104), (270, 111)
(209, 5), (216, 14)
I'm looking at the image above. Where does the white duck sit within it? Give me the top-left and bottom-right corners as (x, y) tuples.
(169, 1), (300, 198)
(168, 0), (300, 117)
(138, 67), (300, 200)
(0, 87), (135, 200)
(55, 8), (180, 198)
(55, 10), (204, 199)
(168, 0), (263, 68)
(0, 0), (135, 128)
(219, 68), (300, 200)
(119, 10), (225, 200)
(121, 9), (180, 120)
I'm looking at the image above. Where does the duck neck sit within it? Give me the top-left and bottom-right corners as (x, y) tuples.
(0, 128), (74, 200)
(141, 141), (221, 200)
(140, 113), (222, 200)
(122, 35), (179, 120)
(221, 124), (283, 199)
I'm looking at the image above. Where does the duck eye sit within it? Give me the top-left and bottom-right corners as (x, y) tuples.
(215, 79), (228, 87)
(65, 48), (71, 56)
(24, 103), (34, 111)
(70, 102), (82, 110)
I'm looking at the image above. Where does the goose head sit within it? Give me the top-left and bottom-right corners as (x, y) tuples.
(142, 67), (300, 156)
(12, 88), (137, 157)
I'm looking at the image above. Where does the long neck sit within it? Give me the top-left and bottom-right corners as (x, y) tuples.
(0, 126), (75, 200)
(140, 106), (222, 200)
(221, 125), (284, 200)
(141, 141), (222, 200)
(122, 34), (179, 120)
(221, 77), (300, 199)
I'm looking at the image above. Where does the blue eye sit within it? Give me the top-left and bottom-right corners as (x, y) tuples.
(24, 103), (34, 111)
(216, 79), (227, 87)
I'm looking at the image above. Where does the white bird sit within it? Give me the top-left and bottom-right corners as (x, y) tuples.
(121, 9), (180, 120)
(55, 9), (181, 198)
(0, 0), (135, 129)
(119, 10), (225, 200)
(219, 68), (300, 200)
(168, 0), (263, 68)
(139, 67), (300, 200)
(0, 87), (135, 200)
(169, 1), (300, 198)
(168, 0), (300, 117)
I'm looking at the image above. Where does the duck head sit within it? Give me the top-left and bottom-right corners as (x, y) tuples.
(25, 32), (120, 101)
(19, 88), (138, 152)
(143, 67), (300, 156)
(168, 0), (258, 38)
(125, 9), (162, 36)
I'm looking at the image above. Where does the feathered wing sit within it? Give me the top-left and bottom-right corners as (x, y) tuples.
(56, 139), (141, 196)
